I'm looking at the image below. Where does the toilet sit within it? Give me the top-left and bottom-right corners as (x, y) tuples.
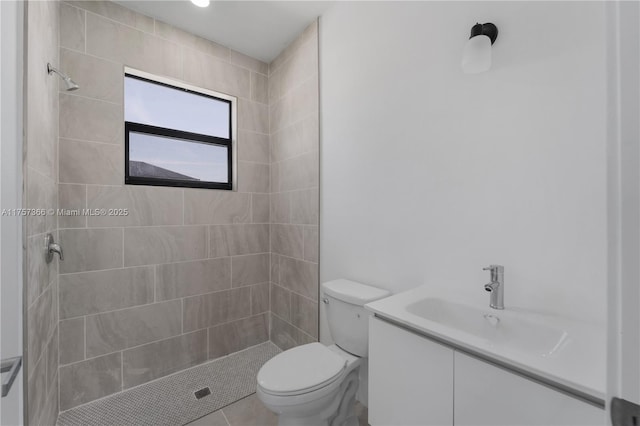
(257, 279), (391, 426)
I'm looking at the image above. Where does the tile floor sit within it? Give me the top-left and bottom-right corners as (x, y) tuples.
(186, 394), (369, 426)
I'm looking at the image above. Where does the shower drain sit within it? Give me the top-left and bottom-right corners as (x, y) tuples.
(194, 387), (211, 400)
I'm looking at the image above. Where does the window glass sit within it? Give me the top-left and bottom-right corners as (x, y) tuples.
(125, 75), (230, 139)
(128, 131), (229, 183)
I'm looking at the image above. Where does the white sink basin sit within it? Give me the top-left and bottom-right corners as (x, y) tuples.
(405, 298), (569, 357)
(365, 285), (605, 401)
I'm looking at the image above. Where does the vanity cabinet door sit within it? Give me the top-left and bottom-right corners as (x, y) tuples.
(369, 317), (454, 426)
(453, 352), (604, 426)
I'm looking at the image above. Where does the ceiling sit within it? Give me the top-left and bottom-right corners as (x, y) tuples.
(115, 1), (333, 63)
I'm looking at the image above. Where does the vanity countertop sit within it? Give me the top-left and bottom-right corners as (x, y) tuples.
(365, 285), (606, 406)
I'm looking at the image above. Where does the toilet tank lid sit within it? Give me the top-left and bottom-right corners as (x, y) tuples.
(322, 279), (391, 305)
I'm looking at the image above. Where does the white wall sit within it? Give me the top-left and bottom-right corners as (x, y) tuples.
(319, 0), (607, 346)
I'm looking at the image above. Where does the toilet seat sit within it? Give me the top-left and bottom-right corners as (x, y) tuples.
(257, 343), (347, 396)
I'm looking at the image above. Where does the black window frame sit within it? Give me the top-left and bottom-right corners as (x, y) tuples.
(124, 73), (233, 191)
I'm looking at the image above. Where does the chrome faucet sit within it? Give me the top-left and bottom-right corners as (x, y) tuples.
(483, 265), (504, 310)
(45, 233), (63, 263)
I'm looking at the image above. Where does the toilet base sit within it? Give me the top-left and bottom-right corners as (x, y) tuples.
(273, 370), (359, 426)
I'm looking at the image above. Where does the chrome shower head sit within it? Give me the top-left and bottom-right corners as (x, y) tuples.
(47, 63), (79, 91)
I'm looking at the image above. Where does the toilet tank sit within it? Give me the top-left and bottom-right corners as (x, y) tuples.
(322, 279), (391, 357)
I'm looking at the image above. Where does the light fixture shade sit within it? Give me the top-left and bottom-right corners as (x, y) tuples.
(461, 34), (492, 74)
(190, 0), (210, 7)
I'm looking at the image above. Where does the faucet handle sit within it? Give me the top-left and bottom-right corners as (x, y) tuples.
(483, 265), (503, 272)
(483, 265), (504, 282)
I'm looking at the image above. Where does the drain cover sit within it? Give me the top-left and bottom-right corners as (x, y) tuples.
(194, 387), (211, 399)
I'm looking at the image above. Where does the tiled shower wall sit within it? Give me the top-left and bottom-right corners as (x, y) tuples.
(57, 1), (272, 411)
(24, 0), (60, 424)
(268, 22), (320, 349)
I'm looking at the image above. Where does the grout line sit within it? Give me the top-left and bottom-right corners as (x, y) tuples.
(153, 266), (157, 303)
(83, 9), (87, 54)
(205, 326), (209, 360)
(59, 136), (124, 147)
(83, 316), (87, 360)
(120, 351), (124, 391)
(59, 89), (122, 106)
(220, 409), (231, 426)
(121, 228), (125, 267)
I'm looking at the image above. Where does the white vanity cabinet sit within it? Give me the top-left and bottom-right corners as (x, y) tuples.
(454, 352), (604, 426)
(368, 317), (604, 426)
(369, 317), (454, 426)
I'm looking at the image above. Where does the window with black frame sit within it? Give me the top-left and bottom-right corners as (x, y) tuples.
(124, 72), (234, 190)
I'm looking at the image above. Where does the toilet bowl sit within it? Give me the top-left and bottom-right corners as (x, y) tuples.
(257, 280), (390, 426)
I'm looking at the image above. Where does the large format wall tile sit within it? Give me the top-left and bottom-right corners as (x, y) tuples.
(59, 139), (123, 185)
(270, 283), (291, 322)
(86, 300), (182, 357)
(270, 313), (314, 352)
(271, 224), (303, 258)
(277, 37), (318, 98)
(291, 187), (319, 225)
(60, 94), (122, 144)
(86, 13), (181, 79)
(209, 224), (269, 257)
(231, 254), (270, 287)
(124, 226), (207, 266)
(270, 192), (291, 224)
(27, 355), (47, 426)
(154, 20), (229, 60)
(268, 21), (319, 352)
(60, 48), (123, 103)
(208, 314), (268, 359)
(38, 382), (59, 426)
(251, 72), (268, 104)
(27, 284), (55, 373)
(70, 1), (154, 32)
(269, 20), (317, 77)
(238, 161), (270, 193)
(303, 226), (319, 262)
(26, 167), (56, 236)
(156, 258), (231, 301)
(183, 48), (250, 99)
(26, 234), (57, 306)
(60, 3), (85, 52)
(271, 116), (318, 163)
(122, 330), (207, 389)
(278, 151), (319, 192)
(59, 266), (154, 318)
(59, 228), (123, 273)
(251, 282), (270, 315)
(59, 352), (122, 410)
(183, 287), (251, 332)
(230, 50), (268, 75)
(58, 184), (87, 229)
(280, 256), (318, 301)
(252, 193), (270, 223)
(184, 190), (251, 225)
(87, 186), (183, 227)
(238, 130), (269, 164)
(46, 327), (59, 389)
(239, 99), (269, 134)
(26, 1), (59, 423)
(59, 318), (85, 365)
(291, 293), (318, 338)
